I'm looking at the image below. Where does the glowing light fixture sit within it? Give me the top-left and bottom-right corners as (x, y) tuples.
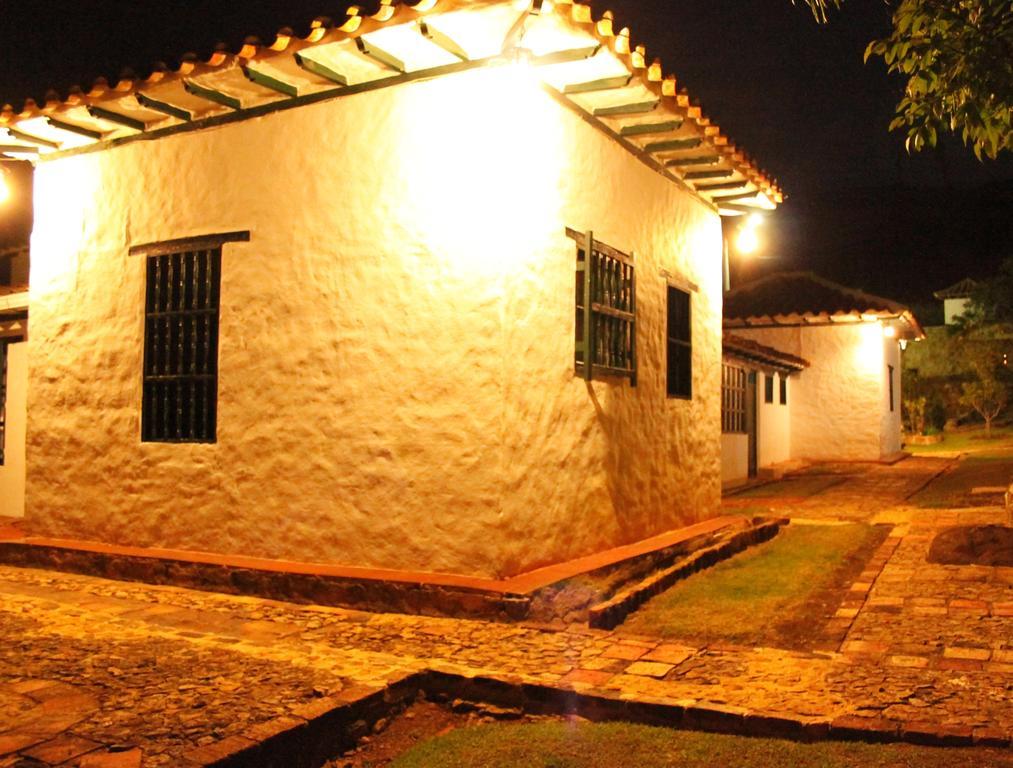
(735, 213), (764, 255)
(0, 165), (10, 205)
(883, 325), (897, 339)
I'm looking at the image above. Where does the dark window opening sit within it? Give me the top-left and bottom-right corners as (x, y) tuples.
(779, 374), (788, 405)
(666, 286), (691, 399)
(764, 373), (774, 404)
(722, 364), (746, 433)
(888, 364), (895, 412)
(142, 248), (221, 443)
(573, 229), (636, 384)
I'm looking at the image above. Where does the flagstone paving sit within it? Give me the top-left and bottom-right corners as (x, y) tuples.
(0, 455), (1010, 765)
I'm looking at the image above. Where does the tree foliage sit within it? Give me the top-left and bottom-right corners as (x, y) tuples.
(804, 0), (1013, 159)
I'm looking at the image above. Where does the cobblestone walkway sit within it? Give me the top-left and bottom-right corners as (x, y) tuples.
(0, 550), (1009, 766)
(789, 456), (954, 521)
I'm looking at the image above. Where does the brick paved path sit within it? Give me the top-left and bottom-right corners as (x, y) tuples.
(0, 555), (1009, 766)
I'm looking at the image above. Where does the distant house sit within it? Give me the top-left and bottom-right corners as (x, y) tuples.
(1, 0), (784, 578)
(720, 333), (808, 487)
(721, 272), (924, 480)
(0, 247), (29, 517)
(933, 278), (978, 325)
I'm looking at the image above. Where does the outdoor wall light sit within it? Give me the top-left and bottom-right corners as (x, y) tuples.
(735, 214), (764, 255)
(883, 325), (897, 339)
(0, 165), (11, 205)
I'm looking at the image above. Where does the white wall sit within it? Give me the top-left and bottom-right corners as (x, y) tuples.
(0, 341), (27, 517)
(25, 66), (724, 578)
(721, 432), (749, 487)
(757, 372), (791, 467)
(943, 297), (970, 325)
(881, 338), (903, 456)
(732, 323), (888, 461)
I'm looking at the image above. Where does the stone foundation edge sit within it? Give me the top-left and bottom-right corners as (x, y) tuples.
(175, 668), (1008, 766)
(588, 518), (788, 630)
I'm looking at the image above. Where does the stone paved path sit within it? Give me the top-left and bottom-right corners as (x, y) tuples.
(789, 456), (954, 521)
(0, 550), (1009, 766)
(0, 455), (1010, 765)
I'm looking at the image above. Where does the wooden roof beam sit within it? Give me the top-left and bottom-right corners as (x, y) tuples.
(86, 105), (148, 132)
(618, 119), (683, 137)
(591, 98), (659, 118)
(643, 136), (701, 154)
(5, 127), (61, 149)
(46, 117), (104, 141)
(242, 65), (301, 98)
(696, 179), (752, 192)
(293, 52), (349, 86)
(684, 168), (733, 180)
(136, 92), (194, 122)
(665, 155), (721, 168)
(182, 79), (243, 111)
(562, 73), (632, 95)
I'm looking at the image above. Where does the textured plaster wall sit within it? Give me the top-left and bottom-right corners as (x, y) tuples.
(732, 324), (887, 461)
(720, 433), (749, 486)
(25, 66), (723, 578)
(0, 341), (27, 517)
(881, 339), (902, 456)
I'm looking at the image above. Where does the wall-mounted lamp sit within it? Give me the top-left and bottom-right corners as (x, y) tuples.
(0, 164), (11, 205)
(734, 213), (764, 256)
(883, 325), (897, 339)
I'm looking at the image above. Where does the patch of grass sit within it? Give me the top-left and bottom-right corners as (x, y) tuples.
(908, 425), (1013, 455)
(734, 476), (843, 498)
(617, 524), (887, 647)
(390, 720), (1013, 768)
(910, 450), (1013, 508)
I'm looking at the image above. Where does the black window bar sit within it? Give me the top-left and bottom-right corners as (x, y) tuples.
(0, 341), (7, 465)
(571, 229), (636, 385)
(141, 248), (221, 443)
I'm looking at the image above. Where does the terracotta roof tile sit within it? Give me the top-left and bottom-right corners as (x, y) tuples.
(724, 271), (925, 340)
(0, 0), (782, 210)
(723, 332), (808, 372)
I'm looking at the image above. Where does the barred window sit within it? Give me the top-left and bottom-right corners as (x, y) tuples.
(666, 286), (691, 398)
(141, 248), (222, 443)
(571, 229), (636, 385)
(764, 373), (774, 404)
(0, 341), (7, 465)
(780, 374), (788, 405)
(722, 364), (747, 433)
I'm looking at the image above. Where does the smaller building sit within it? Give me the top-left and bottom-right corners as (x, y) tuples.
(721, 272), (923, 484)
(721, 333), (808, 487)
(933, 278), (978, 325)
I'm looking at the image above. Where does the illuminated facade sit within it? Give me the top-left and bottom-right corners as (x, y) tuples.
(722, 272), (923, 482)
(7, 0), (783, 576)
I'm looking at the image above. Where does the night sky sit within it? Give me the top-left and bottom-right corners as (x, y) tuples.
(1, 0), (1011, 316)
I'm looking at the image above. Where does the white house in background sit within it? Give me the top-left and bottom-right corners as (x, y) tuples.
(720, 333), (808, 487)
(721, 272), (924, 482)
(0, 260), (29, 517)
(933, 277), (978, 325)
(1, 0), (785, 578)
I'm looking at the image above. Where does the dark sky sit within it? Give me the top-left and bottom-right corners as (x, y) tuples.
(1, 0), (1011, 312)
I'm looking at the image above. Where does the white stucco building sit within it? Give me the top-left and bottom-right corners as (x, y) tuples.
(933, 277), (978, 326)
(0, 273), (28, 518)
(721, 272), (923, 486)
(0, 0), (784, 577)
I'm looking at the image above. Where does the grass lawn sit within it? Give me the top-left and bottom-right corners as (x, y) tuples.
(910, 449), (1013, 507)
(907, 425), (1013, 455)
(617, 523), (887, 647)
(390, 721), (1013, 768)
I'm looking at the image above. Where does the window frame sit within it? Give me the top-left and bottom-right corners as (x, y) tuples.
(666, 285), (692, 399)
(721, 363), (747, 433)
(571, 228), (637, 386)
(133, 231), (247, 445)
(888, 364), (895, 412)
(779, 374), (788, 406)
(764, 373), (774, 404)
